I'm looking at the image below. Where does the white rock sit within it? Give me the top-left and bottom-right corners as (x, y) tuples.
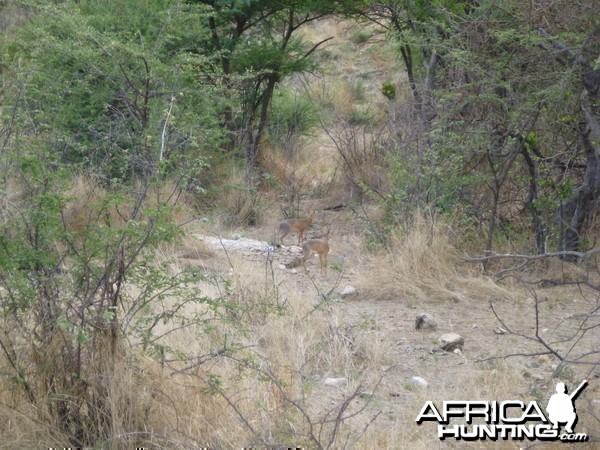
(323, 377), (348, 387)
(439, 333), (465, 351)
(410, 376), (428, 388)
(340, 286), (358, 298)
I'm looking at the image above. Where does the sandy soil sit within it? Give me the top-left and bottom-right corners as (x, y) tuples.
(186, 216), (599, 448)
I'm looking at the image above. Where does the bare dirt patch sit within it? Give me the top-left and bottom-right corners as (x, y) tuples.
(178, 211), (599, 448)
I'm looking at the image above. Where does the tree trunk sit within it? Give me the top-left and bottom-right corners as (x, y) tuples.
(399, 43), (421, 109)
(521, 146), (546, 254)
(420, 49), (440, 123)
(246, 74), (277, 176)
(537, 29), (600, 258)
(558, 99), (600, 257)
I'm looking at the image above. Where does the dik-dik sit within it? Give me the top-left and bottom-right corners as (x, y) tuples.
(300, 227), (330, 277)
(278, 210), (315, 246)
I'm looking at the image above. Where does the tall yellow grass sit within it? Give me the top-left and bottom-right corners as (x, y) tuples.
(63, 174), (195, 234)
(356, 211), (513, 303)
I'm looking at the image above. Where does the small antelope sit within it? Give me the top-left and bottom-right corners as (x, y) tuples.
(278, 210), (315, 246)
(300, 227), (330, 277)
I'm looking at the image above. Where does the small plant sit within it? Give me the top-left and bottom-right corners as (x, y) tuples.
(348, 108), (377, 127)
(349, 77), (367, 102)
(381, 82), (396, 100)
(269, 89), (320, 146)
(352, 29), (373, 44)
(329, 260), (344, 272)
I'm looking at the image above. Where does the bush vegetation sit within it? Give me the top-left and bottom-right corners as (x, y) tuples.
(0, 0), (598, 447)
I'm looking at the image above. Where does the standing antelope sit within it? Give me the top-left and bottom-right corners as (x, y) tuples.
(278, 210), (315, 246)
(300, 227), (330, 277)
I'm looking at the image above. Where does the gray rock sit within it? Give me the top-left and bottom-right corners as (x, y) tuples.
(323, 377), (348, 387)
(410, 376), (428, 388)
(415, 313), (438, 330)
(340, 286), (358, 298)
(439, 333), (464, 351)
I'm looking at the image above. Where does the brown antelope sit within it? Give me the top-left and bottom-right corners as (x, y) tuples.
(300, 227), (330, 277)
(278, 210), (315, 246)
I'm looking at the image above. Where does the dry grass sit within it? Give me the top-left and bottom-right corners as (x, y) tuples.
(356, 211), (513, 303)
(2, 14), (599, 449)
(125, 244), (393, 447)
(63, 174), (195, 235)
(203, 166), (268, 227)
(142, 254), (341, 445)
(354, 362), (536, 449)
(2, 201), (598, 448)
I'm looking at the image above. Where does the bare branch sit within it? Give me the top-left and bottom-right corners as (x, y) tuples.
(538, 28), (592, 71)
(302, 36), (335, 60)
(480, 286), (600, 367)
(463, 248), (600, 263)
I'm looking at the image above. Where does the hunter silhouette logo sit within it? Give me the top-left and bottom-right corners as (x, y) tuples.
(547, 380), (587, 434)
(416, 380), (589, 442)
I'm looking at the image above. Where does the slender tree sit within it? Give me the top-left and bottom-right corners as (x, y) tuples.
(195, 0), (346, 174)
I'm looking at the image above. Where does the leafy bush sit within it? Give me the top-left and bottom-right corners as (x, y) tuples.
(381, 82), (396, 100)
(268, 88), (320, 146)
(0, 1), (223, 446)
(2, 0), (224, 182)
(0, 142), (209, 445)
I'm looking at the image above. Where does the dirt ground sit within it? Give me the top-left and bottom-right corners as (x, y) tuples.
(172, 18), (600, 446)
(186, 207), (599, 449)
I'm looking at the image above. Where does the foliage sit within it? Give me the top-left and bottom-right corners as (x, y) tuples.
(2, 0), (223, 182)
(0, 1), (225, 446)
(1, 2), (372, 446)
(268, 87), (320, 145)
(0, 141), (210, 445)
(381, 81), (396, 100)
(0, 0), (598, 446)
(363, 0), (599, 254)
(195, 0), (349, 170)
